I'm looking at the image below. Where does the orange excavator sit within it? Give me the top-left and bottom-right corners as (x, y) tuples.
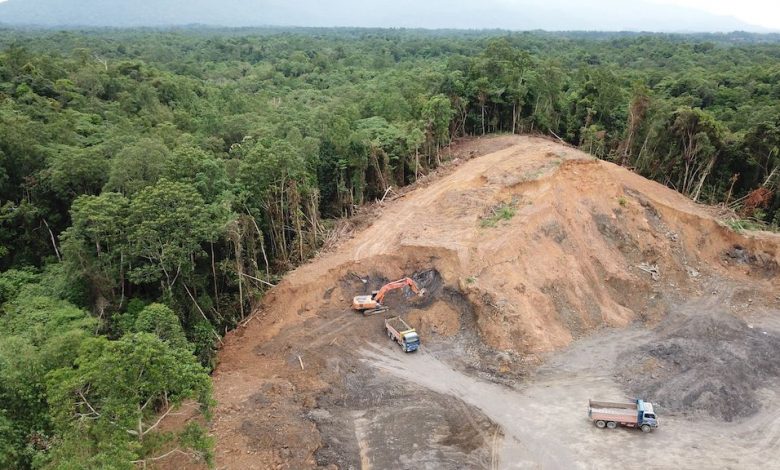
(352, 277), (425, 315)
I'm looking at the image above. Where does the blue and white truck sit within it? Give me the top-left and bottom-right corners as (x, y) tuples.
(384, 316), (420, 352)
(588, 399), (659, 433)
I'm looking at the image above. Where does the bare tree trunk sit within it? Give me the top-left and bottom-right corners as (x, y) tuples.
(762, 166), (778, 188)
(258, 230), (270, 279)
(291, 184), (304, 263)
(682, 159), (692, 197)
(119, 250), (125, 308)
(42, 219), (61, 262)
(481, 102), (486, 136)
(634, 132), (651, 170)
(210, 242), (219, 306)
(692, 154), (717, 202)
(183, 283), (210, 323)
(621, 108), (636, 166)
(244, 207), (271, 278)
(231, 231), (245, 320)
(306, 191), (319, 249)
(681, 129), (699, 196)
(725, 173), (739, 205)
(415, 147), (419, 180)
(279, 176), (287, 263)
(370, 148), (388, 192)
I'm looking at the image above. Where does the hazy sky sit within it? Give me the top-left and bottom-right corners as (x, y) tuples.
(0, 0), (778, 30)
(646, 0), (780, 29)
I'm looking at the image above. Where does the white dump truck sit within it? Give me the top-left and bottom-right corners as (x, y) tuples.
(384, 316), (420, 352)
(588, 399), (659, 432)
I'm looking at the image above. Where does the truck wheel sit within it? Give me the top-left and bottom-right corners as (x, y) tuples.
(606, 421), (617, 429)
(641, 424), (651, 433)
(596, 420), (606, 428)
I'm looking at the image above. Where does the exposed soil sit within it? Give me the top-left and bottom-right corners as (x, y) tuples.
(363, 301), (780, 469)
(187, 136), (780, 469)
(617, 287), (780, 422)
(313, 348), (501, 470)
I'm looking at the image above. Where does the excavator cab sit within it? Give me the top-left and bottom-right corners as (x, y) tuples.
(352, 294), (387, 314)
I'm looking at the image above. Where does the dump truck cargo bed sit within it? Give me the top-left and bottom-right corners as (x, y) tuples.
(385, 316), (411, 332)
(588, 399), (658, 432)
(384, 316), (420, 352)
(589, 400), (640, 423)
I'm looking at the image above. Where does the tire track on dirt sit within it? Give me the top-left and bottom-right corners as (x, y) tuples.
(359, 345), (576, 469)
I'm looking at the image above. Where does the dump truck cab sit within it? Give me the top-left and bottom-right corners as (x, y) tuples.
(638, 400), (658, 428)
(400, 330), (420, 352)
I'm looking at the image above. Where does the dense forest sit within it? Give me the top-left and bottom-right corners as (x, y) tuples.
(1, 28), (779, 468)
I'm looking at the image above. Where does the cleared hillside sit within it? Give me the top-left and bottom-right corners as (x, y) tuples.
(207, 136), (779, 469)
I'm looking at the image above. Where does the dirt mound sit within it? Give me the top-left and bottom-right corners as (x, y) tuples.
(317, 143), (773, 353)
(233, 135), (778, 355)
(722, 244), (780, 278)
(208, 136), (780, 468)
(406, 300), (460, 337)
(617, 309), (780, 421)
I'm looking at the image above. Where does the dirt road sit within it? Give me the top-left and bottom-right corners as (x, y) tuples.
(363, 297), (780, 469)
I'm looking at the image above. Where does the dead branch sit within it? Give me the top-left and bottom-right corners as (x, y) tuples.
(182, 284), (223, 345)
(131, 448), (198, 468)
(182, 284), (210, 323)
(140, 403), (175, 437)
(42, 219), (61, 262)
(636, 263), (660, 281)
(380, 186), (394, 203)
(239, 272), (276, 288)
(77, 390), (100, 417)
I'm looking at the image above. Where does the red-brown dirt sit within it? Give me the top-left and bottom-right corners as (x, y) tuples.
(175, 135), (779, 469)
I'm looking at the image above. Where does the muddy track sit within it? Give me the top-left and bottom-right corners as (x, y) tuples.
(362, 285), (780, 469)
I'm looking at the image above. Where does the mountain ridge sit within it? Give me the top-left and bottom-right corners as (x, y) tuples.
(0, 0), (769, 32)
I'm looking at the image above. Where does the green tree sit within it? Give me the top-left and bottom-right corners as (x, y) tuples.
(0, 286), (97, 469)
(163, 146), (228, 203)
(667, 107), (725, 200)
(46, 333), (212, 469)
(126, 179), (217, 290)
(61, 192), (130, 307)
(239, 140), (318, 265)
(105, 138), (170, 196)
(421, 94), (454, 166)
(47, 147), (110, 200)
(132, 303), (190, 351)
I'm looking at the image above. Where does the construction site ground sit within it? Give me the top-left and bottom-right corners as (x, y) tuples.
(202, 136), (780, 469)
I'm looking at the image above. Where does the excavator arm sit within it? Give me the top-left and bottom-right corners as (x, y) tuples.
(352, 277), (424, 315)
(374, 278), (420, 303)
